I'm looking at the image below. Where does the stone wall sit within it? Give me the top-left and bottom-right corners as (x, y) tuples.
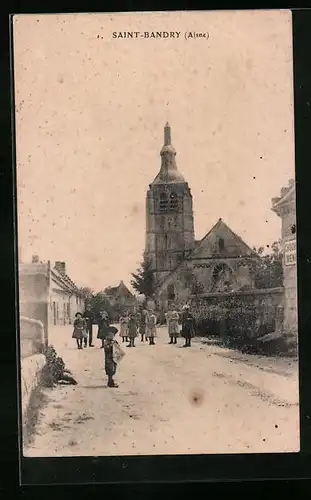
(19, 317), (46, 419)
(19, 267), (49, 339)
(21, 353), (46, 420)
(20, 316), (46, 358)
(156, 257), (256, 312)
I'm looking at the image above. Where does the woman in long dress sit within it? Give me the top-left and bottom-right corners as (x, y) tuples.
(127, 313), (138, 347)
(166, 307), (180, 344)
(97, 311), (110, 348)
(119, 313), (129, 343)
(180, 305), (196, 347)
(146, 309), (157, 345)
(138, 308), (147, 342)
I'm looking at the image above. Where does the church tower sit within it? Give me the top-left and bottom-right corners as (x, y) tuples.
(145, 123), (195, 285)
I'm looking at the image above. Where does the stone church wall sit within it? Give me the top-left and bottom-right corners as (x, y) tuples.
(156, 257), (256, 311)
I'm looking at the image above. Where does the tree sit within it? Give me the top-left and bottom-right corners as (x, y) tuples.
(92, 291), (113, 319)
(249, 240), (283, 289)
(79, 287), (94, 307)
(131, 255), (155, 298)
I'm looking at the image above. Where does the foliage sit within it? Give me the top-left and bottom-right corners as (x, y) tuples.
(191, 280), (205, 295)
(131, 255), (155, 299)
(41, 345), (77, 387)
(79, 287), (94, 307)
(179, 266), (205, 295)
(192, 295), (275, 345)
(77, 288), (113, 320)
(91, 292), (113, 319)
(249, 240), (283, 289)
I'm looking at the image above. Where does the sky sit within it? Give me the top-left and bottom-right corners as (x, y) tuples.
(13, 10), (295, 292)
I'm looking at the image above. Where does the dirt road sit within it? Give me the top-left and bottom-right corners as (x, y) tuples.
(24, 325), (300, 457)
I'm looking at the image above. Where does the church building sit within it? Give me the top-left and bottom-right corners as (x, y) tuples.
(145, 123), (259, 310)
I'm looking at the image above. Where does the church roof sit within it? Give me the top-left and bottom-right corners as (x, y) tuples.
(152, 169), (185, 185)
(191, 218), (255, 259)
(151, 123), (186, 185)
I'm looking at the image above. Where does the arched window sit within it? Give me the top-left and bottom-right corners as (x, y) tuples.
(211, 263), (233, 292)
(159, 192), (168, 212)
(169, 192), (178, 210)
(219, 237), (225, 252)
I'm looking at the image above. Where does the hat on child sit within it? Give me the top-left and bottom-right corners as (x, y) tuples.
(108, 326), (118, 335)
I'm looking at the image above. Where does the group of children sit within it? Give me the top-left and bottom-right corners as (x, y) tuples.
(119, 309), (157, 347)
(72, 304), (196, 388)
(119, 305), (196, 348)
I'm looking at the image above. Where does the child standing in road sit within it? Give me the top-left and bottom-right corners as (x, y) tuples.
(166, 307), (180, 344)
(146, 309), (157, 345)
(97, 311), (110, 348)
(180, 305), (196, 347)
(104, 326), (125, 388)
(72, 312), (87, 349)
(119, 312), (129, 343)
(127, 312), (138, 347)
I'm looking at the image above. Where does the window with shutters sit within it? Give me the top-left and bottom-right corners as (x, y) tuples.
(159, 192), (169, 212)
(169, 192), (178, 211)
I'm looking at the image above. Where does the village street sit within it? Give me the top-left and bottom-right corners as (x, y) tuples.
(24, 325), (300, 457)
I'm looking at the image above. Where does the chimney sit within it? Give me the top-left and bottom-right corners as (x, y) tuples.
(32, 254), (40, 263)
(55, 261), (66, 274)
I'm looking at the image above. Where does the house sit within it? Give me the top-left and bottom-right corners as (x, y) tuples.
(19, 255), (84, 342)
(104, 281), (136, 317)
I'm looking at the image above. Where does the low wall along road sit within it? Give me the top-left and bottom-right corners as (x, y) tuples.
(19, 316), (46, 419)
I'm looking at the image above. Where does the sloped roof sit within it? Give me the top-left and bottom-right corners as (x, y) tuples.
(151, 123), (186, 185)
(105, 281), (134, 298)
(190, 218), (254, 259)
(51, 267), (81, 294)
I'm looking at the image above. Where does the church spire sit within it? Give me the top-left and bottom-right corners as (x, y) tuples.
(164, 122), (171, 145)
(151, 123), (185, 185)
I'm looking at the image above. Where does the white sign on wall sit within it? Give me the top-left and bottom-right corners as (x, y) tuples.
(284, 239), (296, 266)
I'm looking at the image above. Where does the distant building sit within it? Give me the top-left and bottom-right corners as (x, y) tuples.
(104, 281), (136, 314)
(271, 179), (297, 335)
(19, 256), (84, 341)
(145, 123), (258, 310)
